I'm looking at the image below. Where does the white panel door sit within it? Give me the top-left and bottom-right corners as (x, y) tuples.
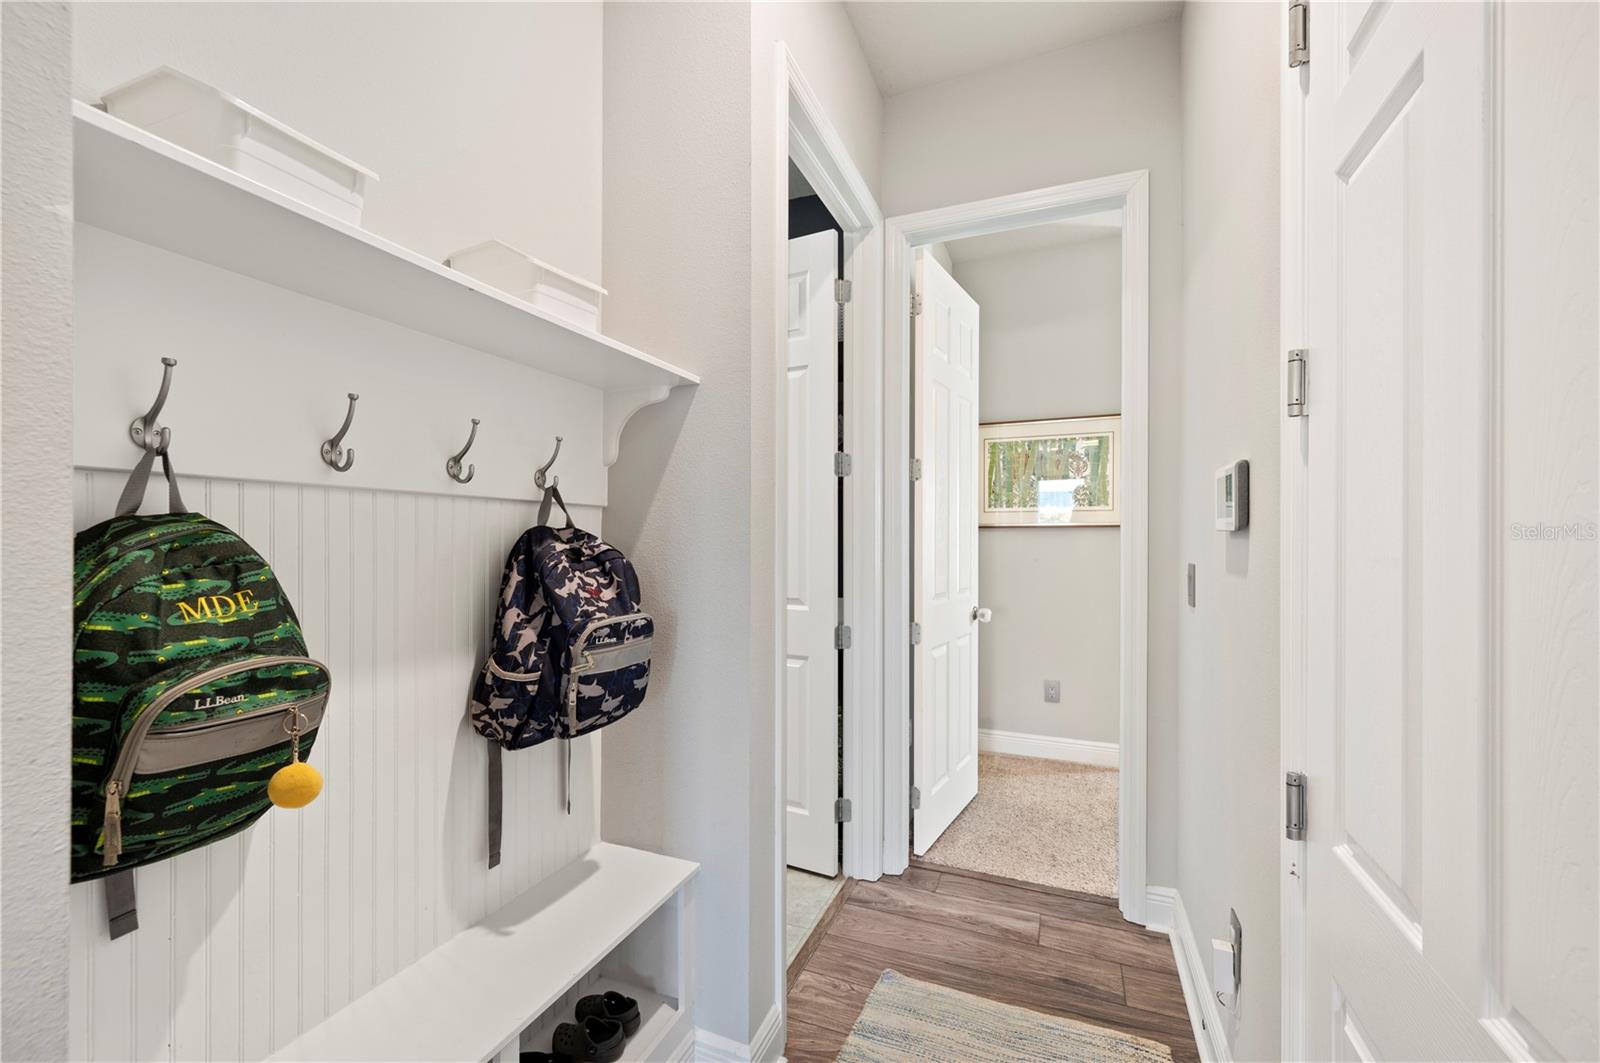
(912, 253), (980, 856)
(1300, 3), (1574, 1059)
(785, 229), (840, 877)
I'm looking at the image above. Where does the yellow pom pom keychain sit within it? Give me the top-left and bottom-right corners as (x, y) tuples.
(267, 707), (323, 809)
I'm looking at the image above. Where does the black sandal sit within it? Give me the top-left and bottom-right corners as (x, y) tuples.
(576, 991), (642, 1038)
(551, 1017), (626, 1063)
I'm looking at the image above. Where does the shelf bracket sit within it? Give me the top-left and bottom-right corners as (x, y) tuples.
(602, 385), (673, 467)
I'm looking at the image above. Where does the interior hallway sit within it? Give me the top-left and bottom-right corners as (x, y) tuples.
(786, 864), (1198, 1063)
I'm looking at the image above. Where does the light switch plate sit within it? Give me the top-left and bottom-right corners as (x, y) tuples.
(1212, 938), (1236, 1005)
(1043, 680), (1061, 704)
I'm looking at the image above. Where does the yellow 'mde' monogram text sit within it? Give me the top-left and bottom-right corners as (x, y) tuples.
(175, 589), (258, 623)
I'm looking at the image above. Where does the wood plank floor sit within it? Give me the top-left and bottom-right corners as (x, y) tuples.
(785, 865), (1200, 1063)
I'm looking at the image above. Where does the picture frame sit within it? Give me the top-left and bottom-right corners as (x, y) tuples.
(979, 414), (1121, 527)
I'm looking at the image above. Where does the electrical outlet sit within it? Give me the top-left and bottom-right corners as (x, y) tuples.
(1044, 680), (1061, 704)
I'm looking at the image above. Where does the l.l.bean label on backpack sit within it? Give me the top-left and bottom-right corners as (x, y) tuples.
(174, 589), (260, 624)
(191, 693), (249, 712)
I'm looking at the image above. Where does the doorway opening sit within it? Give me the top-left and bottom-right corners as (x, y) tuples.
(783, 158), (849, 976)
(883, 171), (1152, 926)
(907, 214), (1126, 901)
(770, 46), (886, 1007)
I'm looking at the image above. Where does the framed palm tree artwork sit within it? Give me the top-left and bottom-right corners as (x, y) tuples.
(979, 415), (1120, 527)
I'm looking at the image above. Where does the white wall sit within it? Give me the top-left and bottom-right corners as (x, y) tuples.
(951, 237), (1121, 745)
(1174, 4), (1280, 1059)
(72, 2), (603, 280)
(881, 15), (1183, 882)
(600, 2), (768, 1052)
(0, 4), (75, 1059)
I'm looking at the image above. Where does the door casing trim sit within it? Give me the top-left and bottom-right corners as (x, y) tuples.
(882, 170), (1151, 925)
(767, 41), (886, 1020)
(779, 44), (885, 886)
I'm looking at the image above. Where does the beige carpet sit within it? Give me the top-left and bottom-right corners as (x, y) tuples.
(837, 969), (1172, 1062)
(921, 753), (1118, 897)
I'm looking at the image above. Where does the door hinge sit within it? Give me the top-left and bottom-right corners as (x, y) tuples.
(835, 277), (852, 304)
(911, 291), (923, 316)
(911, 458), (923, 481)
(834, 797), (852, 823)
(1285, 771), (1307, 840)
(835, 452), (853, 477)
(835, 624), (852, 650)
(1288, 0), (1310, 68)
(1287, 348), (1308, 417)
(910, 786), (922, 810)
(910, 621), (922, 646)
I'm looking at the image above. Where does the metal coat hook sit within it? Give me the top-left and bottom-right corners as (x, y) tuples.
(446, 418), (480, 484)
(320, 393), (359, 472)
(129, 357), (178, 453)
(534, 435), (563, 491)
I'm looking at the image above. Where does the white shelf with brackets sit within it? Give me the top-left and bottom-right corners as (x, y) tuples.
(71, 101), (695, 499)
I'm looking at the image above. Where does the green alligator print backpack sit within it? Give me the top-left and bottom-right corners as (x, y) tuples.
(71, 448), (331, 938)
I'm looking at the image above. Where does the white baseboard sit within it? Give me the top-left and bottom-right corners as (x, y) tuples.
(696, 1003), (784, 1062)
(665, 1022), (698, 1062)
(694, 1027), (748, 1062)
(750, 1003), (785, 1062)
(1164, 886), (1232, 1063)
(1143, 885), (1176, 933)
(978, 727), (1120, 768)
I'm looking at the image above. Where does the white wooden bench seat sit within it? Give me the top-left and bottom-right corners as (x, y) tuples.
(269, 843), (698, 1063)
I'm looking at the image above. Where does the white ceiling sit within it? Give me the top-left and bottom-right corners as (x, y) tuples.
(844, 1), (1182, 96)
(945, 211), (1123, 263)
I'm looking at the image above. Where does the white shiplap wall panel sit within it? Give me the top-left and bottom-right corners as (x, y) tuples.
(69, 470), (599, 1061)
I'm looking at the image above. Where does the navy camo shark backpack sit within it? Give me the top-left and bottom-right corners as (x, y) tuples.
(468, 486), (652, 866)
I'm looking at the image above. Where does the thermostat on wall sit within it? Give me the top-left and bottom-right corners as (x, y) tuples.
(1215, 460), (1249, 531)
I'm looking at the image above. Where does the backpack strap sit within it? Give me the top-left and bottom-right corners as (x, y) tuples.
(486, 739), (503, 869)
(115, 445), (187, 517)
(105, 868), (138, 939)
(537, 484), (575, 530)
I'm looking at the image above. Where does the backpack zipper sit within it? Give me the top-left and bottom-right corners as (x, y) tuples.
(100, 653), (325, 866)
(557, 612), (651, 816)
(568, 612), (653, 675)
(563, 612), (653, 731)
(104, 781), (123, 864)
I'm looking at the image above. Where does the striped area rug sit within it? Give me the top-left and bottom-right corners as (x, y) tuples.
(836, 970), (1174, 1063)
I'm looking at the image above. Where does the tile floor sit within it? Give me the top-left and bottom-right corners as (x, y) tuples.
(785, 867), (845, 965)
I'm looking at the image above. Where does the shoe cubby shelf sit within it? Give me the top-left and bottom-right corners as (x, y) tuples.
(267, 843), (699, 1063)
(72, 101), (698, 398)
